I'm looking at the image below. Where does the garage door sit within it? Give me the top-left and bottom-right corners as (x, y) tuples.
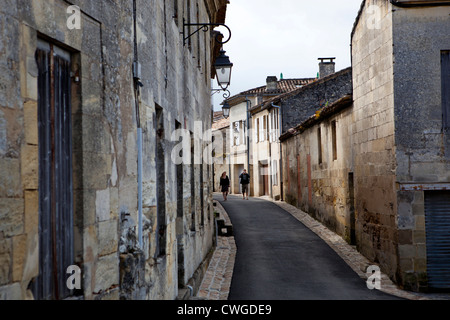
(425, 190), (450, 290)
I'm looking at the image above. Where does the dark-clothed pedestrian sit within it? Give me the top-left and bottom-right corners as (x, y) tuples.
(239, 169), (250, 200)
(220, 172), (230, 201)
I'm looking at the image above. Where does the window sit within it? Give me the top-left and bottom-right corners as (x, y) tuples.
(190, 132), (196, 231)
(269, 111), (274, 142)
(232, 120), (246, 146)
(241, 120), (246, 145)
(186, 0), (191, 48)
(270, 108), (279, 142)
(272, 159), (278, 186)
(259, 117), (265, 142)
(318, 127), (323, 164)
(331, 121), (337, 161)
(442, 51), (450, 130)
(264, 116), (269, 141)
(233, 121), (240, 146)
(173, 0), (179, 25)
(175, 121), (183, 219)
(33, 40), (74, 300)
(156, 105), (166, 256)
(256, 118), (260, 143)
(196, 3), (200, 67)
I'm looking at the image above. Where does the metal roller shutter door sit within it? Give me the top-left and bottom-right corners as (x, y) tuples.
(425, 191), (450, 290)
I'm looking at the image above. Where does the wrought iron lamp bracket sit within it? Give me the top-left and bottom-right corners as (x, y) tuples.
(183, 19), (231, 46)
(211, 89), (231, 99)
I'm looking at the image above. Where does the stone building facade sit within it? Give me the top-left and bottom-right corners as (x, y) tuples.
(0, 0), (228, 300)
(353, 0), (450, 292)
(281, 0), (450, 292)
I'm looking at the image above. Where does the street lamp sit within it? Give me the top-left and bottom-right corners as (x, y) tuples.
(181, 20), (233, 95)
(222, 100), (231, 119)
(214, 49), (233, 91)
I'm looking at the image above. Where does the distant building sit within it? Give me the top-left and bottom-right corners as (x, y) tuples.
(225, 77), (315, 196)
(251, 64), (352, 201)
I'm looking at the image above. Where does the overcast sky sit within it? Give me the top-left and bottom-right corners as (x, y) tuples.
(213, 0), (363, 110)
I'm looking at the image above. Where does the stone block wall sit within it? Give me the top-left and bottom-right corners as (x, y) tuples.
(0, 0), (224, 300)
(351, 0), (399, 283)
(282, 101), (354, 244)
(391, 4), (450, 291)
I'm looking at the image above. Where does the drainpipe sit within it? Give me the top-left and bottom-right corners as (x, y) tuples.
(245, 97), (251, 192)
(133, 0), (144, 248)
(271, 103), (283, 201)
(137, 128), (143, 248)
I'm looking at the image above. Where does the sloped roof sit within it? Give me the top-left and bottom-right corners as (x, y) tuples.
(212, 111), (230, 130)
(226, 78), (316, 106)
(250, 67), (352, 114)
(279, 95), (353, 142)
(241, 78), (315, 96)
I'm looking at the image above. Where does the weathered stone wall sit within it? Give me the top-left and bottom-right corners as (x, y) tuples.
(282, 103), (354, 243)
(351, 0), (398, 284)
(392, 5), (450, 291)
(0, 0), (223, 300)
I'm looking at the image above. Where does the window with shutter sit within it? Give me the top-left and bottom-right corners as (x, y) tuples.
(33, 40), (74, 300)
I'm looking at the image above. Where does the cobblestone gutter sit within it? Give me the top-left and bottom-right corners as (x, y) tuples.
(195, 200), (236, 300)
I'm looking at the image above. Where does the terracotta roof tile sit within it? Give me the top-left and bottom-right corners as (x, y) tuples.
(250, 67), (352, 113)
(212, 111), (230, 130)
(227, 78), (316, 105)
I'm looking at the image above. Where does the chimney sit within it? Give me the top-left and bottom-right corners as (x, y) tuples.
(266, 76), (278, 91)
(318, 58), (336, 78)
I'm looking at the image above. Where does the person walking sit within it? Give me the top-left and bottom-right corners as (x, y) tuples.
(220, 172), (230, 201)
(239, 169), (250, 200)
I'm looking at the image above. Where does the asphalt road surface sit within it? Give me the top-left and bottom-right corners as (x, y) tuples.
(215, 194), (402, 300)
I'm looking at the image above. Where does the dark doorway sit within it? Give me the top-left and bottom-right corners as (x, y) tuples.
(261, 164), (269, 196)
(348, 172), (356, 245)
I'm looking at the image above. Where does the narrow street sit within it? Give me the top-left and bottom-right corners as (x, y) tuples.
(214, 194), (401, 300)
